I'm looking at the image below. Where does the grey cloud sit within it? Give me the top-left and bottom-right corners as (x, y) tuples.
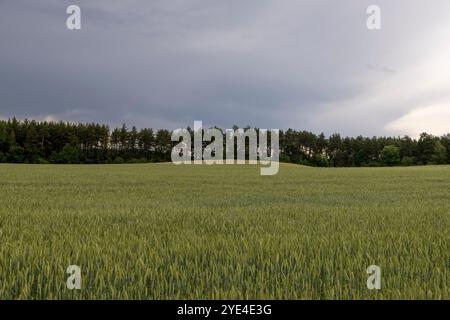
(1, 0), (450, 135)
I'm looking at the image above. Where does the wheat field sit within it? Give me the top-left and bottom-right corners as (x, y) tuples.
(0, 163), (448, 299)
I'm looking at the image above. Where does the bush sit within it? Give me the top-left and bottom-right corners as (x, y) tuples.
(58, 144), (80, 164)
(279, 154), (291, 163)
(367, 161), (381, 167)
(113, 156), (124, 164)
(34, 157), (49, 164)
(127, 158), (148, 164)
(380, 145), (400, 166)
(313, 154), (329, 167)
(7, 145), (24, 163)
(401, 156), (416, 166)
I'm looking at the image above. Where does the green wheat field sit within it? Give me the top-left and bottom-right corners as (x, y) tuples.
(0, 163), (449, 299)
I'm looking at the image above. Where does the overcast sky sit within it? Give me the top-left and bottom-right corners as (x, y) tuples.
(1, 0), (450, 137)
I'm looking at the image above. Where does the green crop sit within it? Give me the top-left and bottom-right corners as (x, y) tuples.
(0, 163), (448, 299)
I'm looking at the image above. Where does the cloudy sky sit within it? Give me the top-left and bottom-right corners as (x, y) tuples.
(1, 0), (450, 137)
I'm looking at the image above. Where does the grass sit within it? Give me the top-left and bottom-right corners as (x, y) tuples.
(0, 163), (449, 299)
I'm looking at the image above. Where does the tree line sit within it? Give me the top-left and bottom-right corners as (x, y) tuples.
(0, 118), (449, 167)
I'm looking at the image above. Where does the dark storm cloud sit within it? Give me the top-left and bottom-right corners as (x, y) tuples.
(1, 0), (450, 136)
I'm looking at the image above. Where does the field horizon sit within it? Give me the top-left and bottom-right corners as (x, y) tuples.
(0, 163), (449, 299)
